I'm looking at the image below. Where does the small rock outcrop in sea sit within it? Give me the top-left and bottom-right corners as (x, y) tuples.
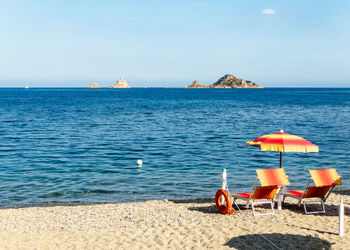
(209, 74), (263, 88)
(187, 80), (209, 88)
(110, 79), (130, 88)
(85, 82), (101, 88)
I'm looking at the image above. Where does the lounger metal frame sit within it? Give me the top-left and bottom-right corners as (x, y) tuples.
(284, 178), (336, 214)
(232, 178), (278, 216)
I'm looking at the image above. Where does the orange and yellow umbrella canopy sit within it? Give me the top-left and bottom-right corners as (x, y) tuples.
(246, 130), (319, 168)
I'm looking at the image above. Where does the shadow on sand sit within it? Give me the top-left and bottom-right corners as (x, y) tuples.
(281, 199), (350, 217)
(225, 233), (332, 250)
(187, 202), (272, 215)
(169, 197), (213, 204)
(188, 204), (218, 214)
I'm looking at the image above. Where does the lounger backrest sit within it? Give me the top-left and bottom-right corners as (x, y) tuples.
(257, 168), (290, 187)
(302, 186), (332, 198)
(309, 169), (342, 187)
(250, 186), (278, 200)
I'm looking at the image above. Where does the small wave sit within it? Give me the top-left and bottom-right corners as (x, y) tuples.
(40, 192), (66, 198)
(3, 120), (18, 123)
(0, 149), (18, 152)
(100, 169), (119, 174)
(85, 189), (121, 194)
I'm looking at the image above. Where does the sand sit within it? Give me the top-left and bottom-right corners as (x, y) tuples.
(0, 190), (349, 249)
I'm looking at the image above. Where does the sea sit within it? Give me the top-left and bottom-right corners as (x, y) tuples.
(0, 88), (349, 208)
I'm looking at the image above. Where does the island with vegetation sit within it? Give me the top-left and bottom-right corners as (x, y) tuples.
(187, 74), (263, 88)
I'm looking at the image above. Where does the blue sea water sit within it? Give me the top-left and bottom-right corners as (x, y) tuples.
(0, 88), (349, 207)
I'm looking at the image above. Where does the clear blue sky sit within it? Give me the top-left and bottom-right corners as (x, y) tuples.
(0, 0), (349, 87)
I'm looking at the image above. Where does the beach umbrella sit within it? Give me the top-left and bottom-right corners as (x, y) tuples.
(245, 130), (319, 168)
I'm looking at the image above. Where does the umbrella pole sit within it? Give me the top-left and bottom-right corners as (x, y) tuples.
(280, 152), (282, 168)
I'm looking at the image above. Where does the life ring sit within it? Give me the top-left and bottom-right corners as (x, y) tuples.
(215, 189), (236, 215)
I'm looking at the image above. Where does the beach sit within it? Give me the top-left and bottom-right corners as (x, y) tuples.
(1, 0), (349, 249)
(0, 189), (348, 249)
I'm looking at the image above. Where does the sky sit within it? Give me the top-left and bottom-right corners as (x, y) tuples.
(0, 0), (349, 87)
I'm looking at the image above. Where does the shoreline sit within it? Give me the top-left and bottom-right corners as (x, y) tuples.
(0, 190), (349, 249)
(2, 187), (349, 209)
(0, 196), (215, 210)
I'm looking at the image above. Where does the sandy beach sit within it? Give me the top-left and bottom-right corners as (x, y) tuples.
(0, 190), (348, 249)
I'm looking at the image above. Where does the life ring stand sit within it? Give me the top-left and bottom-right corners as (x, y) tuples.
(215, 189), (236, 215)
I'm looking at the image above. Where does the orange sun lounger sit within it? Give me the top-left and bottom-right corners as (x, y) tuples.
(231, 168), (290, 216)
(284, 169), (342, 214)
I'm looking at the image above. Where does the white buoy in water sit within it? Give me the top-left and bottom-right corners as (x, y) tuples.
(137, 159), (143, 168)
(339, 197), (344, 236)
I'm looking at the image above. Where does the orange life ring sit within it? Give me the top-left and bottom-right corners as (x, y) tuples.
(215, 189), (236, 215)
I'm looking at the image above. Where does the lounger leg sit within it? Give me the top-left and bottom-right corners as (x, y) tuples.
(270, 202), (275, 215)
(303, 200), (326, 214)
(321, 200), (325, 213)
(251, 201), (275, 216)
(232, 199), (239, 210)
(303, 201), (308, 214)
(298, 200), (302, 207)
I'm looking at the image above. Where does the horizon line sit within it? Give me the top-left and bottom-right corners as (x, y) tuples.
(1, 86), (350, 89)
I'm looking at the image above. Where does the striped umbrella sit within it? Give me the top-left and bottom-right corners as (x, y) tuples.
(246, 130), (319, 168)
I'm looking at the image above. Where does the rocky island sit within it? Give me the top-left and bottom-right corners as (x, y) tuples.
(187, 80), (209, 88)
(209, 74), (263, 88)
(110, 79), (130, 88)
(85, 82), (101, 88)
(187, 74), (263, 88)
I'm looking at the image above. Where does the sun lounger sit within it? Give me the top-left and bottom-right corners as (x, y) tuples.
(231, 168), (290, 216)
(284, 169), (342, 214)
